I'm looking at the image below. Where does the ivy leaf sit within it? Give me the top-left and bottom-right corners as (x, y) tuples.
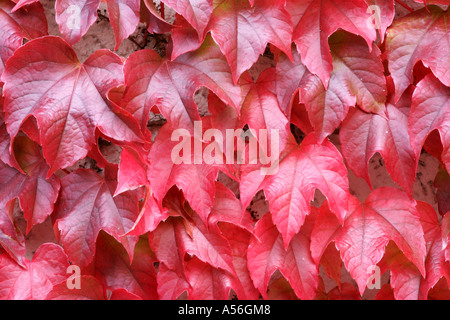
(301, 32), (386, 142)
(409, 73), (450, 173)
(12, 136), (61, 233)
(122, 35), (241, 133)
(340, 100), (416, 196)
(386, 6), (450, 101)
(149, 191), (235, 278)
(1, 36), (143, 176)
(53, 167), (141, 267)
(0, 200), (25, 267)
(378, 202), (450, 300)
(0, 243), (69, 300)
(0, 0), (47, 77)
(218, 223), (260, 299)
(161, 0), (213, 38)
(55, 0), (140, 50)
(184, 256), (236, 299)
(247, 212), (319, 299)
(240, 133), (349, 247)
(365, 0), (395, 42)
(45, 276), (106, 300)
(208, 0), (293, 84)
(148, 124), (219, 222)
(311, 188), (427, 295)
(287, 0), (376, 87)
(90, 233), (159, 299)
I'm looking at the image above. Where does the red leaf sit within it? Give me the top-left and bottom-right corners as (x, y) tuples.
(208, 182), (254, 234)
(0, 0), (47, 78)
(0, 136), (60, 234)
(319, 243), (343, 289)
(161, 0), (213, 38)
(150, 208), (235, 278)
(301, 32), (386, 142)
(218, 223), (260, 300)
(247, 213), (319, 300)
(0, 200), (25, 267)
(340, 101), (416, 196)
(442, 213), (450, 262)
(53, 167), (140, 267)
(45, 276), (106, 300)
(311, 188), (426, 295)
(184, 256), (235, 299)
(271, 47), (313, 116)
(386, 6), (450, 101)
(156, 263), (190, 299)
(1, 36), (143, 176)
(13, 136), (60, 233)
(239, 70), (290, 151)
(375, 283), (395, 300)
(208, 0), (293, 83)
(240, 133), (349, 247)
(266, 277), (298, 300)
(115, 145), (148, 196)
(55, 0), (101, 45)
(366, 0), (395, 42)
(0, 243), (69, 300)
(141, 0), (173, 34)
(326, 283), (361, 300)
(287, 0), (376, 87)
(378, 201), (450, 300)
(148, 124), (219, 222)
(91, 233), (158, 299)
(409, 73), (450, 172)
(126, 187), (169, 236)
(105, 0), (141, 50)
(122, 35), (241, 132)
(55, 0), (140, 49)
(170, 13), (203, 60)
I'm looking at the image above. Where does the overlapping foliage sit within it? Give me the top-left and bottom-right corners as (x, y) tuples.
(0, 0), (449, 300)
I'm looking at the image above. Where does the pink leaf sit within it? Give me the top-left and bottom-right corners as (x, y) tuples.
(0, 243), (69, 300)
(53, 167), (140, 267)
(208, 0), (293, 83)
(288, 0), (376, 87)
(409, 73), (450, 172)
(386, 6), (450, 101)
(2, 36), (143, 176)
(0, 0), (47, 77)
(247, 212), (319, 299)
(240, 133), (349, 247)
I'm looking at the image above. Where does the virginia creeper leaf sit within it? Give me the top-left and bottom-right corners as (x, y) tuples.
(409, 73), (450, 172)
(386, 6), (450, 101)
(45, 276), (106, 300)
(161, 0), (213, 38)
(53, 167), (140, 267)
(247, 212), (319, 299)
(0, 243), (69, 300)
(240, 133), (349, 247)
(208, 0), (293, 84)
(91, 233), (158, 299)
(2, 36), (143, 176)
(287, 0), (376, 87)
(55, 0), (140, 50)
(0, 0), (47, 78)
(122, 35), (241, 133)
(301, 32), (386, 142)
(311, 188), (426, 295)
(340, 102), (416, 196)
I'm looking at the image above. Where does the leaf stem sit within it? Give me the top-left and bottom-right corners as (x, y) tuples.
(160, 2), (165, 20)
(395, 0), (414, 12)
